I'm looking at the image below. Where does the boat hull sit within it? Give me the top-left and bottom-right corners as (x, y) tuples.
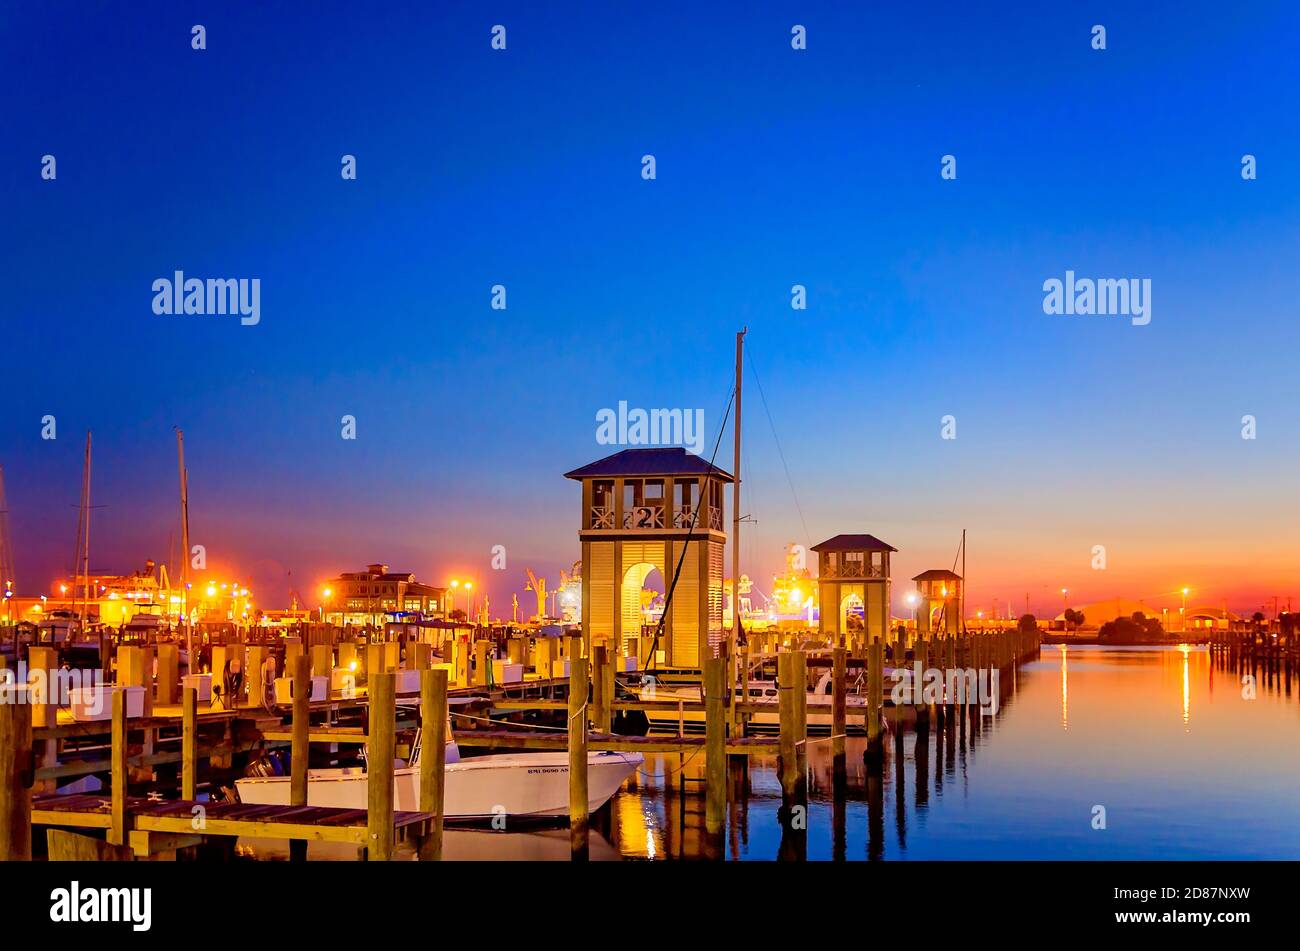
(235, 751), (643, 819)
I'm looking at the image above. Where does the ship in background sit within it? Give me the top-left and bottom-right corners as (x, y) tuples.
(724, 542), (820, 632)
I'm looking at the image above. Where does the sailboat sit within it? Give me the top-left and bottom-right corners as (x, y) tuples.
(234, 716), (643, 820)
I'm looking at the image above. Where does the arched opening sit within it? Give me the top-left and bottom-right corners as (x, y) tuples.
(621, 562), (664, 657)
(840, 592), (865, 637)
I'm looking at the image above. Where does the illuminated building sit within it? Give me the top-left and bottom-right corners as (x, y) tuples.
(812, 534), (895, 647)
(565, 447), (731, 668)
(326, 563), (447, 626)
(912, 569), (963, 637)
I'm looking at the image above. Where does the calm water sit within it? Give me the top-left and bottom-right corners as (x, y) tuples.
(245, 646), (1300, 860)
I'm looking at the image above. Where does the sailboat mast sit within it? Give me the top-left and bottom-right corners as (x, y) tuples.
(80, 432), (92, 623)
(176, 429), (192, 665)
(0, 465), (13, 616)
(961, 527), (967, 634)
(731, 328), (746, 665)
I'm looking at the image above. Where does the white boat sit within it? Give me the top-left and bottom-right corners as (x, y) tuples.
(235, 723), (642, 820)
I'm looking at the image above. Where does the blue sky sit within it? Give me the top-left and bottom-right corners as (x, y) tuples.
(4, 2), (1300, 616)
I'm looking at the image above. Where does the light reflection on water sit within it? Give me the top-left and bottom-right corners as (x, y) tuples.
(242, 646), (1300, 860)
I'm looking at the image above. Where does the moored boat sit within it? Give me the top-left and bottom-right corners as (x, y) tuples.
(235, 723), (642, 820)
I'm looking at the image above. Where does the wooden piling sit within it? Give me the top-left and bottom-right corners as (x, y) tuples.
(915, 634), (930, 734)
(0, 698), (32, 861)
(366, 671), (396, 860)
(474, 639), (491, 687)
(156, 642), (179, 706)
(704, 651), (727, 835)
(181, 686), (197, 801)
(291, 653), (310, 808)
(831, 646), (847, 775)
(794, 649), (808, 774)
(568, 642), (589, 859)
(418, 667), (448, 861)
(109, 688), (127, 847)
(592, 644), (610, 733)
(865, 639), (884, 766)
(777, 651), (798, 800)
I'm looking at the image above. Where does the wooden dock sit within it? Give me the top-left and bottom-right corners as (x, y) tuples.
(32, 793), (433, 857)
(1, 625), (1045, 861)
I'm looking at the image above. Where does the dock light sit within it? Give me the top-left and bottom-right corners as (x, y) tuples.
(206, 586), (217, 598)
(450, 580), (460, 588)
(59, 584), (67, 594)
(349, 660), (358, 671)
(322, 587), (332, 599)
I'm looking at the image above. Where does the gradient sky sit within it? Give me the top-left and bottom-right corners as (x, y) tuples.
(4, 2), (1300, 619)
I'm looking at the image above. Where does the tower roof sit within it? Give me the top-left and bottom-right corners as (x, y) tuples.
(810, 534), (897, 553)
(912, 569), (962, 582)
(564, 447), (734, 482)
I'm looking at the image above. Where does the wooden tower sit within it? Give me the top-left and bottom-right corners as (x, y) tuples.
(912, 569), (962, 637)
(565, 448), (732, 670)
(811, 534), (895, 648)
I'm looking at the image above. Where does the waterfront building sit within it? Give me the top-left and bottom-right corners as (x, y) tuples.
(912, 568), (963, 637)
(565, 447), (731, 668)
(325, 563), (447, 626)
(812, 533), (895, 647)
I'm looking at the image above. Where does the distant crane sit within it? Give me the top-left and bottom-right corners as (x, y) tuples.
(525, 568), (548, 622)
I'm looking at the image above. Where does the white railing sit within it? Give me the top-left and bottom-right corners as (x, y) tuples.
(590, 506), (614, 529)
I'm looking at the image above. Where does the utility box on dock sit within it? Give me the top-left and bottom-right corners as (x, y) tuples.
(492, 660), (525, 684)
(274, 675), (327, 704)
(69, 685), (145, 721)
(182, 673), (212, 703)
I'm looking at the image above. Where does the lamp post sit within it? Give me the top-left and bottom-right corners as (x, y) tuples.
(1061, 587), (1069, 632)
(1181, 587), (1189, 633)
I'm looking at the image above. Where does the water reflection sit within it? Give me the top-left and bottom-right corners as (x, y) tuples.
(599, 645), (1300, 860)
(236, 645), (1300, 860)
